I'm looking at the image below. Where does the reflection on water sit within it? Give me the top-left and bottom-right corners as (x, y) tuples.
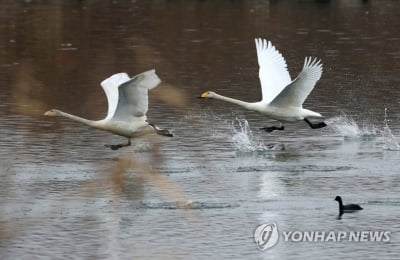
(1, 1), (400, 259)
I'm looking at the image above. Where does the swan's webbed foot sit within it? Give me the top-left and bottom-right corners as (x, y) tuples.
(156, 129), (173, 137)
(304, 118), (327, 129)
(104, 139), (131, 150)
(260, 126), (284, 133)
(148, 123), (173, 137)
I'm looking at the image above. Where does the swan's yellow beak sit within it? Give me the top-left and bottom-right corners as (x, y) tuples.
(200, 92), (209, 98)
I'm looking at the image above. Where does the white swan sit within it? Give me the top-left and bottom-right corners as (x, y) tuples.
(200, 38), (327, 132)
(44, 69), (173, 150)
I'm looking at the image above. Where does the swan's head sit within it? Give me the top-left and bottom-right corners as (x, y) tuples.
(44, 109), (62, 117)
(199, 91), (217, 99)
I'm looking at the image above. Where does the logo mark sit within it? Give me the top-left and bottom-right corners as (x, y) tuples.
(254, 223), (279, 250)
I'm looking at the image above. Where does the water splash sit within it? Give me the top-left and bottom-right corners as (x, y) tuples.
(327, 114), (377, 139)
(134, 141), (152, 152)
(381, 108), (400, 151)
(230, 118), (282, 152)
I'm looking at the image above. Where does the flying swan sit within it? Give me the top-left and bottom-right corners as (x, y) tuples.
(200, 38), (327, 132)
(44, 70), (173, 150)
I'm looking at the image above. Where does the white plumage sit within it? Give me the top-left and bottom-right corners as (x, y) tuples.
(101, 70), (161, 122)
(255, 38), (292, 104)
(200, 38), (326, 132)
(44, 70), (172, 150)
(269, 57), (323, 108)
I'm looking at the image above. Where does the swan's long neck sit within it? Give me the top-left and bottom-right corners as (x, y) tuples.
(58, 110), (99, 128)
(212, 93), (251, 109)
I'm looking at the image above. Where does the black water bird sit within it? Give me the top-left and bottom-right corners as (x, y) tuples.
(335, 196), (363, 215)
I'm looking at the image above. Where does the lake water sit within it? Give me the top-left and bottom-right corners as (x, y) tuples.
(1, 1), (400, 259)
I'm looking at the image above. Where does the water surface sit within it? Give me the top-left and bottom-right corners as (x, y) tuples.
(1, 1), (400, 259)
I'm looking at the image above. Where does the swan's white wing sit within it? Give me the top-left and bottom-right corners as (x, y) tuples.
(101, 73), (131, 120)
(255, 38), (292, 104)
(111, 69), (161, 122)
(269, 57), (322, 108)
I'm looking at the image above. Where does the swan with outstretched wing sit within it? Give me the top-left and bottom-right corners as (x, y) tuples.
(44, 70), (173, 150)
(200, 38), (326, 132)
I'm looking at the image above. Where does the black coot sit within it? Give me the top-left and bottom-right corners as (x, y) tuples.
(334, 196), (363, 215)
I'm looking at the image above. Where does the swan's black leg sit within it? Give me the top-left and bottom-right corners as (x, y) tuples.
(105, 139), (131, 150)
(260, 125), (284, 133)
(304, 118), (327, 129)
